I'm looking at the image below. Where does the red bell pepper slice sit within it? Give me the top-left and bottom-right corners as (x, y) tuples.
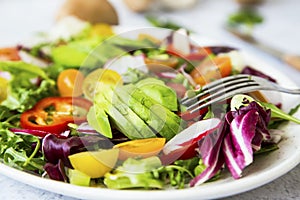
(20, 97), (92, 135)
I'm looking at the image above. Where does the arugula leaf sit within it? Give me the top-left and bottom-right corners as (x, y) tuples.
(254, 144), (279, 155)
(0, 129), (45, 173)
(260, 102), (300, 124)
(152, 158), (198, 189)
(288, 103), (300, 116)
(0, 106), (20, 129)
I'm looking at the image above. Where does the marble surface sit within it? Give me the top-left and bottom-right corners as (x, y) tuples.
(0, 0), (300, 199)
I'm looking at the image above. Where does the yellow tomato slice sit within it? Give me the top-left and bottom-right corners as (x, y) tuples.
(69, 149), (119, 178)
(57, 69), (85, 97)
(114, 138), (166, 160)
(0, 77), (8, 103)
(82, 68), (123, 100)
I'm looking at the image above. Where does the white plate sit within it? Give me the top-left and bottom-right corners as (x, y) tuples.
(1, 28), (300, 200)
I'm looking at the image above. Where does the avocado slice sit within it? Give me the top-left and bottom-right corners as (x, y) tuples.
(135, 78), (178, 111)
(102, 88), (156, 139)
(87, 105), (112, 138)
(116, 84), (184, 140)
(114, 86), (166, 138)
(93, 90), (144, 140)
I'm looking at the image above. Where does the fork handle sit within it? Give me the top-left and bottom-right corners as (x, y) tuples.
(282, 54), (300, 71)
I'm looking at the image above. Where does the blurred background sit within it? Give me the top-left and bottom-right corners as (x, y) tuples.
(0, 0), (299, 55)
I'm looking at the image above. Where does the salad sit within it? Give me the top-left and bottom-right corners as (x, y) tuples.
(0, 16), (300, 190)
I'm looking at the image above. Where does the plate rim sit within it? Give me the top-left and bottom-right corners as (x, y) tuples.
(1, 27), (300, 200)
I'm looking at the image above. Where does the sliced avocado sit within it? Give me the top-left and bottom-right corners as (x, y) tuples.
(51, 38), (125, 68)
(95, 91), (144, 140)
(116, 84), (184, 140)
(103, 88), (156, 139)
(87, 105), (112, 138)
(136, 78), (178, 111)
(130, 85), (185, 131)
(114, 87), (167, 138)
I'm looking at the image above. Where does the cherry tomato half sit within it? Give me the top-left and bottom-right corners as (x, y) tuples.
(57, 69), (85, 97)
(190, 56), (232, 86)
(82, 68), (123, 100)
(0, 47), (20, 61)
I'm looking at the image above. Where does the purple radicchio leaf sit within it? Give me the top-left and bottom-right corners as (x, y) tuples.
(190, 101), (272, 186)
(222, 110), (259, 179)
(77, 122), (99, 135)
(44, 159), (68, 182)
(42, 134), (113, 168)
(239, 101), (272, 149)
(241, 66), (277, 83)
(190, 122), (228, 187)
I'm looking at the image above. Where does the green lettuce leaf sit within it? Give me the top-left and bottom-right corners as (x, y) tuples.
(0, 61), (48, 80)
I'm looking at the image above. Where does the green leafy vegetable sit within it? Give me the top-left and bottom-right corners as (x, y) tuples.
(2, 79), (56, 112)
(0, 60), (57, 112)
(228, 8), (263, 27)
(0, 61), (49, 80)
(254, 144), (279, 155)
(153, 157), (198, 189)
(104, 156), (163, 189)
(227, 8), (263, 36)
(0, 129), (45, 173)
(0, 105), (20, 129)
(104, 156), (202, 190)
(260, 102), (300, 124)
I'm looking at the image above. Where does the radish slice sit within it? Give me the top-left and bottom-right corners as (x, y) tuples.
(163, 118), (221, 155)
(172, 29), (191, 55)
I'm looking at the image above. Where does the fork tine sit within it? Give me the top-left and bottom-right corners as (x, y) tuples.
(186, 81), (260, 111)
(181, 75), (253, 106)
(189, 84), (262, 113)
(182, 74), (300, 114)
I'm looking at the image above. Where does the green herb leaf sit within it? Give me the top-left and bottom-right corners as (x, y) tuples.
(228, 8), (263, 26)
(260, 102), (300, 124)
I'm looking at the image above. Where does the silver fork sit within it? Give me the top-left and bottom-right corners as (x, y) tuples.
(181, 74), (300, 113)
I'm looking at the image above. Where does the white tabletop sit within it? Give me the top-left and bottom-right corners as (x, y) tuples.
(0, 0), (299, 199)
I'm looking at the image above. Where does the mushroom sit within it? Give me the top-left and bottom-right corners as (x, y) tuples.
(56, 0), (118, 25)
